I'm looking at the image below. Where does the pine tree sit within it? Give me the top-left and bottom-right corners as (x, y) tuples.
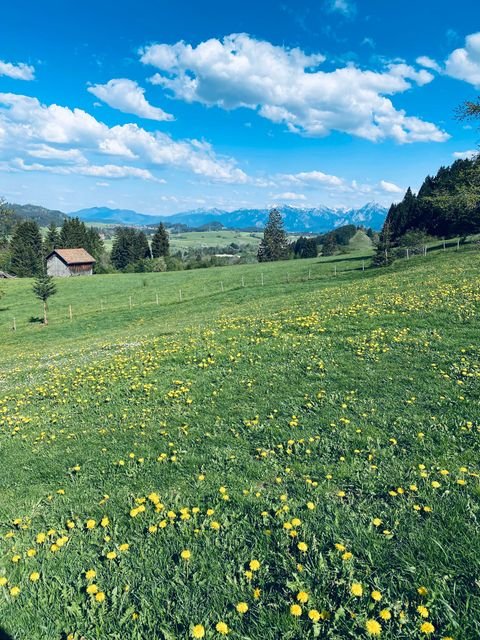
(151, 223), (170, 257)
(44, 223), (60, 255)
(321, 234), (337, 256)
(257, 209), (288, 262)
(32, 270), (57, 325)
(9, 220), (43, 277)
(111, 228), (134, 270)
(134, 231), (151, 260)
(372, 221), (395, 267)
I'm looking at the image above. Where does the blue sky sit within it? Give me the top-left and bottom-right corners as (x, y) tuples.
(0, 0), (479, 215)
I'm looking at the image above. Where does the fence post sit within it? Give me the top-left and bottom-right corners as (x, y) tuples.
(69, 305), (72, 321)
(334, 265), (337, 276)
(362, 260), (365, 271)
(241, 276), (245, 287)
(156, 293), (159, 305)
(457, 238), (460, 251)
(129, 296), (132, 310)
(261, 273), (264, 286)
(443, 239), (446, 251)
(12, 317), (16, 331)
(179, 289), (182, 302)
(221, 281), (224, 292)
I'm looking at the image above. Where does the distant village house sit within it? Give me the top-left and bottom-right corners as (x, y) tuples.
(46, 248), (95, 277)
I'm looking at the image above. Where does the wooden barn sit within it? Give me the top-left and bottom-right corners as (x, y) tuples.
(46, 248), (95, 277)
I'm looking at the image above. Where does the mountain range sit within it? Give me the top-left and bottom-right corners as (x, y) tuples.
(71, 202), (388, 232)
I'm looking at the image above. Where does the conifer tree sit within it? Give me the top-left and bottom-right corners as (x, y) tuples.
(44, 223), (60, 255)
(9, 220), (43, 277)
(32, 269), (57, 325)
(151, 223), (170, 257)
(257, 209), (288, 262)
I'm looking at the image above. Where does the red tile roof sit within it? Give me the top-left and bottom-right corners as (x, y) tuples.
(48, 248), (96, 265)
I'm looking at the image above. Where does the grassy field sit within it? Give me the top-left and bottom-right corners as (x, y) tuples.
(0, 246), (479, 640)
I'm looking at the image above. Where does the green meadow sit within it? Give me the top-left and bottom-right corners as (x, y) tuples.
(0, 247), (479, 640)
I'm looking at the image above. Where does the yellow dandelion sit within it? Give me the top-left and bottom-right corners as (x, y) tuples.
(85, 519), (96, 530)
(420, 622), (435, 634)
(249, 559), (260, 571)
(95, 591), (106, 603)
(379, 609), (391, 621)
(308, 609), (321, 622)
(29, 572), (40, 582)
(215, 621), (229, 634)
(290, 604), (302, 617)
(191, 625), (205, 638)
(85, 569), (96, 580)
(236, 602), (248, 614)
(297, 591), (309, 603)
(365, 619), (382, 636)
(9, 586), (20, 597)
(297, 541), (308, 552)
(371, 590), (382, 601)
(181, 549), (191, 560)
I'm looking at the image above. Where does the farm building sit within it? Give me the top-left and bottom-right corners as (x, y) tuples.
(46, 248), (95, 277)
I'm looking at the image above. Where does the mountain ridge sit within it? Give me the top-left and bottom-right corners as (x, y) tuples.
(72, 202), (388, 232)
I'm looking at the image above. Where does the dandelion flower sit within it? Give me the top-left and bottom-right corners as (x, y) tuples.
(297, 591), (309, 603)
(379, 609), (391, 621)
(308, 609), (321, 622)
(297, 542), (308, 552)
(85, 519), (96, 530)
(87, 584), (99, 595)
(371, 590), (382, 601)
(249, 559), (260, 571)
(290, 604), (302, 617)
(236, 602), (248, 614)
(85, 569), (96, 580)
(181, 549), (191, 560)
(29, 572), (40, 582)
(366, 619), (382, 636)
(420, 622), (435, 634)
(191, 625), (205, 638)
(215, 621), (229, 634)
(417, 586), (428, 596)
(350, 583), (363, 597)
(10, 586), (20, 597)
(95, 591), (106, 603)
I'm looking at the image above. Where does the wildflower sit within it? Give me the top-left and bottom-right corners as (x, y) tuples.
(297, 541), (308, 552)
(307, 502), (315, 510)
(308, 609), (321, 622)
(253, 588), (261, 599)
(417, 605), (429, 618)
(85, 519), (96, 530)
(101, 516), (109, 527)
(0, 577), (7, 587)
(297, 591), (309, 603)
(215, 621), (229, 634)
(191, 625), (205, 638)
(366, 619), (382, 636)
(119, 543), (129, 552)
(29, 571), (40, 582)
(181, 549), (191, 560)
(36, 532), (46, 544)
(106, 551), (117, 560)
(95, 591), (106, 603)
(417, 586), (428, 596)
(249, 559), (260, 571)
(372, 518), (382, 527)
(290, 604), (302, 617)
(87, 584), (99, 594)
(371, 590), (382, 601)
(85, 569), (96, 580)
(350, 583), (363, 597)
(420, 622), (435, 634)
(236, 602), (248, 613)
(10, 586), (20, 597)
(26, 548), (36, 557)
(379, 609), (391, 621)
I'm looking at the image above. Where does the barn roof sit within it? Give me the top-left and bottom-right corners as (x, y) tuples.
(47, 248), (96, 265)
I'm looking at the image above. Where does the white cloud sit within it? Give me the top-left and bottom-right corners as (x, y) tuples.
(0, 92), (248, 184)
(272, 192), (307, 201)
(445, 32), (480, 88)
(87, 78), (174, 121)
(379, 179), (403, 193)
(10, 157), (161, 181)
(328, 0), (356, 16)
(416, 56), (441, 73)
(141, 33), (448, 143)
(280, 170), (344, 187)
(0, 60), (35, 81)
(452, 149), (478, 159)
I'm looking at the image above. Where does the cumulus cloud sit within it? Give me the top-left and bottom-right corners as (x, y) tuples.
(272, 191), (307, 201)
(280, 170), (344, 187)
(11, 157), (160, 181)
(379, 179), (403, 193)
(0, 60), (35, 80)
(452, 149), (478, 159)
(0, 92), (247, 184)
(445, 32), (480, 87)
(140, 33), (448, 143)
(416, 56), (441, 73)
(88, 78), (174, 121)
